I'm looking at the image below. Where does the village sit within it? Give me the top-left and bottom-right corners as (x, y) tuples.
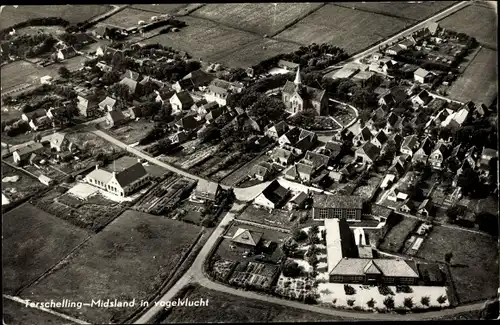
(1, 3), (498, 324)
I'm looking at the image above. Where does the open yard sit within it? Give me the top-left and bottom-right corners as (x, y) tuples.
(2, 298), (70, 325)
(439, 3), (497, 48)
(2, 203), (90, 294)
(107, 120), (156, 145)
(66, 130), (122, 156)
(2, 162), (46, 205)
(352, 175), (382, 200)
(21, 210), (201, 324)
(335, 2), (456, 21)
(221, 152), (272, 187)
(190, 3), (323, 37)
(416, 226), (498, 304)
(1, 60), (43, 94)
(237, 204), (296, 230)
(101, 7), (156, 29)
(447, 47), (497, 107)
(378, 215), (420, 253)
(161, 284), (343, 323)
(0, 5), (112, 30)
(276, 4), (410, 55)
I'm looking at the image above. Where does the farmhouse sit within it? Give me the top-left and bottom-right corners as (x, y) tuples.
(312, 194), (362, 221)
(231, 228), (263, 247)
(331, 66), (359, 79)
(254, 180), (289, 210)
(175, 114), (199, 131)
(286, 191), (308, 211)
(265, 121), (290, 140)
(249, 162), (274, 181)
(170, 91), (194, 114)
(85, 162), (150, 197)
(414, 68), (431, 84)
(271, 147), (296, 166)
(77, 95), (98, 117)
(278, 127), (317, 155)
(176, 69), (214, 91)
(282, 67), (328, 116)
(284, 163), (313, 182)
(277, 59), (299, 71)
(412, 90), (433, 107)
(13, 143), (44, 165)
(355, 141), (380, 164)
(205, 78), (239, 106)
(99, 96), (120, 112)
(400, 135), (419, 156)
(105, 109), (126, 127)
(193, 179), (221, 202)
(49, 132), (74, 152)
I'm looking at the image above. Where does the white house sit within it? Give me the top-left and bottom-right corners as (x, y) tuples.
(85, 162), (150, 197)
(40, 75), (53, 85)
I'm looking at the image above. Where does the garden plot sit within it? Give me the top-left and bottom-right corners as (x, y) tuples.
(228, 261), (280, 290)
(275, 275), (316, 300)
(352, 176), (382, 200)
(1, 162), (45, 205)
(211, 258), (238, 282)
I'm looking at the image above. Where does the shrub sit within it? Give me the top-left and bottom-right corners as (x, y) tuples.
(367, 298), (376, 308)
(420, 296), (430, 306)
(437, 295), (447, 305)
(344, 284), (356, 295)
(403, 297), (414, 309)
(347, 299), (355, 307)
(396, 284), (413, 293)
(378, 284), (394, 296)
(332, 298), (337, 305)
(383, 296), (395, 310)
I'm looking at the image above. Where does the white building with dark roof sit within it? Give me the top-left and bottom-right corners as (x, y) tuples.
(282, 67), (328, 116)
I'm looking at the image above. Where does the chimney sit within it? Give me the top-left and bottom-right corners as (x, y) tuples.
(95, 164), (99, 170)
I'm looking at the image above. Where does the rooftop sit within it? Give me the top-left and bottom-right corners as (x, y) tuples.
(313, 193), (363, 210)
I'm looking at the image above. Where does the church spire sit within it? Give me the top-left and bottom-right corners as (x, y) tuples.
(294, 66), (301, 86)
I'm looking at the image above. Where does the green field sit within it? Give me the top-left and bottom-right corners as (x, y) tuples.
(2, 298), (70, 325)
(21, 210), (201, 324)
(190, 3), (323, 37)
(276, 4), (410, 54)
(161, 284), (345, 323)
(131, 4), (189, 14)
(439, 3), (497, 47)
(448, 47), (497, 106)
(417, 226), (498, 304)
(335, 2), (457, 21)
(102, 7), (157, 29)
(0, 5), (111, 30)
(2, 203), (90, 294)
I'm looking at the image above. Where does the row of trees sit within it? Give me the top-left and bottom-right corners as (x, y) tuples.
(0, 17), (70, 39)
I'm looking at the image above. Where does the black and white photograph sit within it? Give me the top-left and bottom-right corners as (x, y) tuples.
(1, 1), (498, 323)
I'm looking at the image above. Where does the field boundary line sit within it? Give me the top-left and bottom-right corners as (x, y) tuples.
(332, 3), (418, 23)
(269, 3), (327, 38)
(3, 294), (90, 325)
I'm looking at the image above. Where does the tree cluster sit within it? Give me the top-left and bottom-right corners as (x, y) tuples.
(0, 17), (70, 40)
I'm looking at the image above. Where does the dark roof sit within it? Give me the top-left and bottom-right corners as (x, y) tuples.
(386, 112), (399, 126)
(175, 114), (199, 130)
(374, 130), (388, 144)
(325, 141), (342, 158)
(15, 142), (44, 158)
(358, 141), (381, 161)
(107, 109), (125, 123)
(172, 91), (194, 106)
(358, 127), (373, 142)
(182, 69), (214, 87)
(372, 107), (386, 121)
(432, 142), (450, 157)
(267, 121), (289, 137)
(291, 191), (308, 205)
(415, 90), (432, 104)
(417, 137), (434, 155)
(260, 180), (289, 205)
(379, 92), (394, 105)
(115, 162), (148, 187)
(250, 163), (270, 178)
(402, 135), (419, 151)
(389, 161), (405, 175)
(313, 193), (363, 210)
(282, 81), (325, 102)
(390, 86), (407, 103)
(304, 151), (330, 169)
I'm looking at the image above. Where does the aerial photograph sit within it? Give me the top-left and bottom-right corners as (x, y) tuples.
(1, 2), (498, 323)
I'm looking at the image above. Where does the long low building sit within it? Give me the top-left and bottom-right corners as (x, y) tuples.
(312, 194), (363, 221)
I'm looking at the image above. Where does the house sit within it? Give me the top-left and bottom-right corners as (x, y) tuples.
(277, 59), (299, 71)
(312, 193), (362, 221)
(56, 47), (77, 61)
(441, 108), (469, 128)
(231, 228), (263, 247)
(85, 161), (150, 197)
(427, 21), (440, 35)
(105, 109), (126, 127)
(417, 199), (433, 217)
(170, 91), (194, 115)
(95, 46), (104, 57)
(352, 71), (377, 87)
(398, 37), (416, 50)
(366, 107), (387, 130)
(174, 69), (214, 91)
(472, 103), (489, 119)
(99, 96), (119, 112)
(205, 106), (228, 124)
(154, 88), (176, 104)
(21, 109), (46, 123)
(400, 135), (419, 156)
(121, 69), (140, 81)
(324, 141), (343, 161)
(40, 75), (53, 85)
(253, 180), (289, 209)
(400, 199), (416, 213)
(371, 130), (388, 149)
(378, 92), (395, 108)
(385, 44), (405, 56)
(278, 127), (317, 155)
(380, 174), (396, 190)
(169, 131), (189, 144)
(119, 77), (138, 95)
(45, 107), (65, 120)
(286, 191), (308, 210)
(13, 142), (44, 165)
(414, 68), (431, 84)
(128, 106), (142, 120)
(428, 142), (450, 170)
(49, 133), (72, 152)
(355, 141), (381, 164)
(412, 90), (433, 107)
(388, 133), (403, 149)
(77, 95), (97, 117)
(412, 137), (434, 164)
(477, 147), (497, 176)
(193, 179), (221, 202)
(303, 151), (330, 171)
(271, 147), (296, 166)
(284, 163), (313, 182)
(175, 114), (199, 131)
(96, 61), (112, 72)
(38, 174), (55, 186)
(265, 121), (290, 140)
(282, 67), (328, 116)
(204, 78), (237, 106)
(384, 112), (401, 133)
(353, 126), (373, 146)
(331, 66), (360, 79)
(249, 162), (274, 181)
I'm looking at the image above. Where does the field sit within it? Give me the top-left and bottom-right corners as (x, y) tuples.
(378, 215), (420, 253)
(100, 7), (155, 29)
(131, 4), (189, 14)
(2, 203), (90, 294)
(190, 3), (323, 36)
(276, 4), (410, 54)
(416, 226), (499, 304)
(335, 2), (456, 21)
(162, 284), (344, 323)
(21, 210), (201, 324)
(237, 204), (296, 229)
(0, 5), (112, 30)
(143, 16), (260, 65)
(447, 47), (497, 106)
(107, 120), (156, 145)
(1, 162), (46, 205)
(1, 61), (43, 93)
(439, 3), (497, 47)
(2, 298), (69, 325)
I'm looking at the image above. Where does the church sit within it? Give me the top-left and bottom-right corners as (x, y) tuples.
(282, 67), (328, 116)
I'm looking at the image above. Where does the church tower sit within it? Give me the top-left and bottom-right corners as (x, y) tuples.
(294, 66), (302, 86)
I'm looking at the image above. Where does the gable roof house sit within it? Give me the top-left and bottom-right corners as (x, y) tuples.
(175, 114), (199, 132)
(170, 91), (194, 115)
(371, 130), (388, 149)
(174, 69), (214, 92)
(284, 162), (313, 183)
(121, 69), (140, 81)
(354, 126), (373, 146)
(49, 132), (73, 152)
(412, 90), (433, 108)
(169, 130), (190, 144)
(99, 96), (120, 112)
(414, 68), (431, 84)
(204, 78), (237, 106)
(254, 180), (289, 210)
(271, 147), (296, 166)
(385, 44), (405, 56)
(105, 108), (126, 127)
(265, 121), (290, 140)
(13, 142), (44, 165)
(427, 21), (440, 35)
(428, 142), (450, 170)
(400, 135), (419, 156)
(119, 77), (138, 95)
(249, 162), (275, 181)
(388, 133), (403, 149)
(302, 150), (330, 172)
(193, 179), (221, 202)
(324, 141), (343, 161)
(417, 199), (433, 217)
(366, 107), (387, 131)
(277, 59), (299, 71)
(355, 141), (381, 164)
(472, 103), (489, 119)
(278, 127), (317, 155)
(412, 137), (434, 164)
(77, 95), (98, 117)
(55, 46), (77, 61)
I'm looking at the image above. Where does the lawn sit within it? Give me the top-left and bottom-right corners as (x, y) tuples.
(2, 298), (70, 325)
(161, 284), (344, 323)
(0, 5), (112, 30)
(21, 210), (201, 324)
(352, 176), (381, 200)
(237, 204), (295, 229)
(65, 130), (122, 156)
(143, 16), (260, 66)
(101, 7), (156, 29)
(416, 226), (499, 304)
(276, 4), (410, 55)
(378, 214), (420, 253)
(439, 3), (497, 47)
(1, 60), (42, 93)
(335, 2), (457, 21)
(106, 120), (156, 145)
(2, 203), (90, 294)
(2, 162), (46, 205)
(447, 47), (497, 107)
(190, 3), (323, 36)
(221, 152), (272, 187)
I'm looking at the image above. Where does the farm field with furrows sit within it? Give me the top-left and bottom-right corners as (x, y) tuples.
(2, 203), (90, 294)
(101, 7), (157, 29)
(0, 5), (112, 30)
(439, 3), (497, 48)
(189, 3), (324, 37)
(21, 210), (201, 324)
(275, 4), (410, 54)
(1, 61), (45, 94)
(334, 1), (457, 21)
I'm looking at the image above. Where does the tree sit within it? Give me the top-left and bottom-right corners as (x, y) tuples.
(58, 66), (71, 79)
(33, 133), (42, 142)
(283, 259), (303, 277)
(281, 237), (298, 257)
(347, 299), (355, 307)
(403, 297), (414, 309)
(108, 83), (130, 101)
(475, 212), (498, 236)
(437, 295), (447, 305)
(309, 224), (319, 238)
(101, 71), (121, 86)
(383, 296), (395, 310)
(421, 296), (430, 306)
(367, 298), (376, 308)
(446, 206), (462, 223)
(198, 125), (220, 144)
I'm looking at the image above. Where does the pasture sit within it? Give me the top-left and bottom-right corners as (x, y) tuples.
(21, 210), (201, 324)
(439, 3), (497, 48)
(1, 162), (46, 205)
(3, 298), (69, 325)
(0, 5), (111, 30)
(190, 3), (323, 37)
(101, 7), (156, 29)
(2, 203), (90, 294)
(447, 47), (497, 107)
(417, 226), (498, 304)
(1, 61), (42, 94)
(335, 2), (456, 21)
(131, 4), (189, 14)
(276, 5), (410, 54)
